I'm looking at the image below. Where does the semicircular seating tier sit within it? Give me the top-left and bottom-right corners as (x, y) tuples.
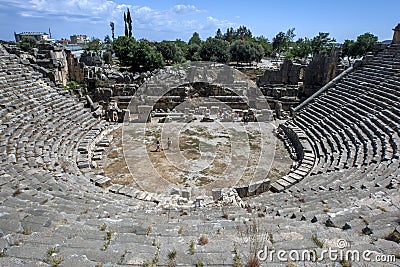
(270, 43), (400, 193)
(0, 44), (399, 266)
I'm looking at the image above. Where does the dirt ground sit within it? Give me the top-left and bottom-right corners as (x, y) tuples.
(97, 119), (292, 197)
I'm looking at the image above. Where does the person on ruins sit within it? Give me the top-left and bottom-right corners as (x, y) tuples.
(167, 137), (172, 150)
(156, 140), (161, 152)
(243, 113), (249, 125)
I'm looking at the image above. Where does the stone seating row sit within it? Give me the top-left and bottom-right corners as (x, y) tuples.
(4, 156), (396, 266)
(0, 44), (399, 265)
(251, 158), (399, 232)
(270, 124), (315, 192)
(5, 158), (395, 266)
(277, 43), (399, 199)
(291, 89), (398, 174)
(0, 51), (109, 186)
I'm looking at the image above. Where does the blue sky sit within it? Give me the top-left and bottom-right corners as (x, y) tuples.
(0, 0), (398, 43)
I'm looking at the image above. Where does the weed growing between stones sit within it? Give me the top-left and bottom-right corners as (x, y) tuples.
(237, 218), (266, 267)
(146, 225), (152, 236)
(101, 230), (115, 250)
(268, 232), (275, 244)
(189, 240), (195, 254)
(43, 246), (63, 267)
(22, 227), (32, 235)
(384, 228), (400, 243)
(167, 249), (176, 267)
(339, 258), (352, 267)
(311, 234), (324, 248)
(178, 226), (183, 236)
(99, 223), (107, 231)
(233, 244), (242, 267)
(118, 249), (128, 265)
(0, 248), (7, 257)
(143, 243), (160, 267)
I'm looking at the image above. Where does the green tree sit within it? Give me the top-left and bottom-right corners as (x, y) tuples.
(187, 43), (201, 61)
(249, 42), (264, 62)
(223, 27), (236, 42)
(104, 35), (111, 44)
(310, 32), (336, 55)
(126, 8), (133, 38)
(353, 33), (378, 56)
(199, 37), (231, 63)
(341, 39), (356, 57)
(230, 40), (264, 64)
(254, 36), (272, 57)
(285, 28), (296, 44)
(85, 38), (103, 56)
(110, 21), (115, 40)
(220, 26), (253, 43)
(19, 36), (37, 52)
(341, 33), (378, 57)
(230, 40), (251, 63)
(113, 36), (164, 72)
(236, 25), (252, 39)
(174, 39), (188, 55)
(132, 40), (164, 72)
(291, 38), (312, 59)
(155, 41), (184, 64)
(113, 36), (136, 66)
(215, 28), (223, 39)
(188, 32), (202, 46)
(272, 31), (286, 53)
(123, 12), (128, 37)
(272, 28), (296, 53)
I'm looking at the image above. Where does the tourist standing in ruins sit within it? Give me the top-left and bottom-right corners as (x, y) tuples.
(156, 140), (161, 152)
(167, 137), (172, 150)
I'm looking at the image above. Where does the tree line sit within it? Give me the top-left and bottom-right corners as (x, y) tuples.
(13, 7), (379, 73)
(107, 23), (379, 72)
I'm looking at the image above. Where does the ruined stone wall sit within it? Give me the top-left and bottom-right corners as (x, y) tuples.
(66, 50), (85, 83)
(35, 44), (69, 86)
(303, 48), (341, 95)
(52, 49), (69, 86)
(392, 23), (400, 43)
(80, 52), (103, 67)
(257, 49), (342, 98)
(257, 59), (304, 86)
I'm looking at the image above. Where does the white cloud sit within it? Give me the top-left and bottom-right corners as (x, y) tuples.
(172, 4), (203, 14)
(0, 0), (237, 39)
(206, 16), (236, 29)
(2, 0), (117, 23)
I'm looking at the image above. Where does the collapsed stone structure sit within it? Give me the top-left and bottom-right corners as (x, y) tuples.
(33, 43), (69, 86)
(257, 48), (344, 111)
(0, 25), (399, 266)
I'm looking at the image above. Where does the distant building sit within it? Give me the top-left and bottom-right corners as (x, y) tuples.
(70, 35), (90, 45)
(14, 32), (49, 42)
(58, 39), (71, 45)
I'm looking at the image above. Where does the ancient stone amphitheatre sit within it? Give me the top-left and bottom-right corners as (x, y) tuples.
(0, 26), (399, 266)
